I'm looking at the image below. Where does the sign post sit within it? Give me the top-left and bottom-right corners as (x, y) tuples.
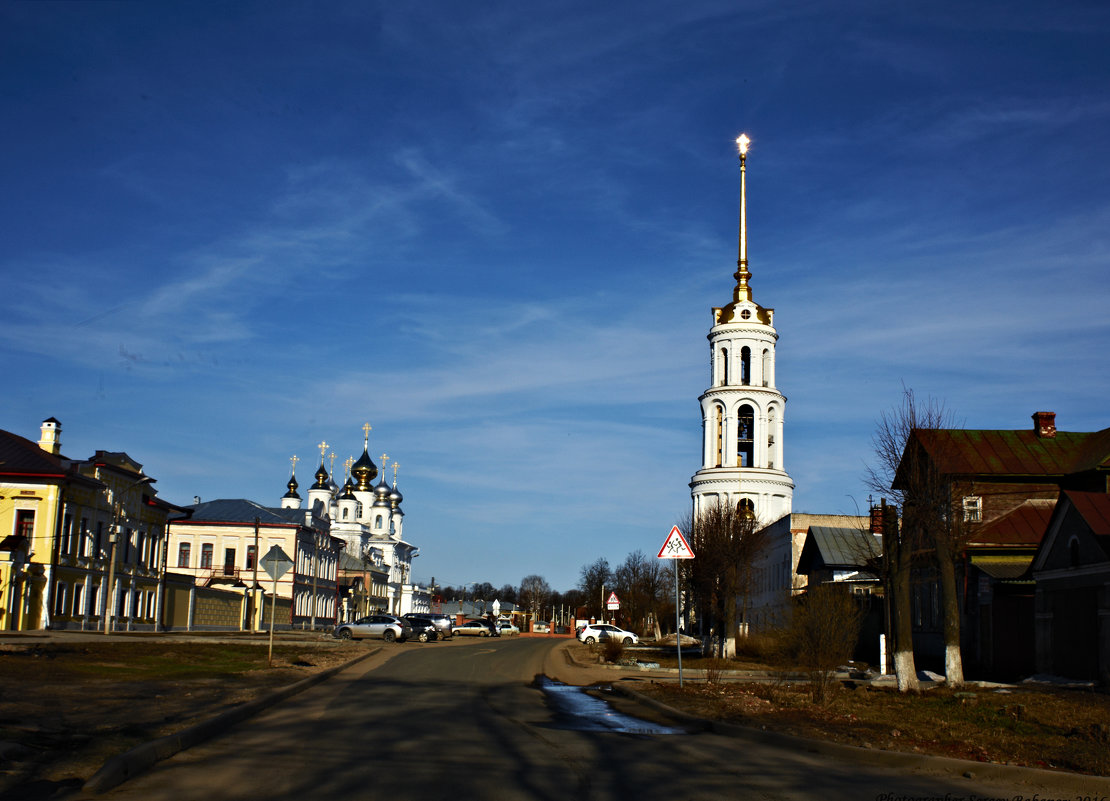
(260, 545), (294, 667)
(658, 525), (695, 687)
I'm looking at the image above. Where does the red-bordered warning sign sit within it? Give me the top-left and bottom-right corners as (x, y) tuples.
(658, 525), (695, 559)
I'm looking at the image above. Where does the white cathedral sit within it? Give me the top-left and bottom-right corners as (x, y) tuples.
(280, 425), (426, 617)
(689, 134), (794, 524)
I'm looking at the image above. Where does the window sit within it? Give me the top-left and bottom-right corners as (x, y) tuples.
(762, 349), (770, 387)
(962, 496), (982, 523)
(224, 548), (236, 575)
(55, 583), (68, 616)
(375, 515), (383, 530)
(200, 543), (213, 569)
(80, 517), (89, 557)
(720, 348), (729, 386)
(95, 522), (104, 558)
(73, 584), (83, 616)
(178, 542), (191, 568)
(740, 347), (751, 385)
(714, 405), (724, 467)
(246, 545), (257, 570)
(15, 509), (35, 539)
(737, 405), (754, 467)
(60, 513), (73, 556)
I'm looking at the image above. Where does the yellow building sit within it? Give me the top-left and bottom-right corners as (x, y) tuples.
(1, 418), (187, 631)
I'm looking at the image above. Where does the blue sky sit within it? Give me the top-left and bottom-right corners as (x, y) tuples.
(3, 2), (1109, 593)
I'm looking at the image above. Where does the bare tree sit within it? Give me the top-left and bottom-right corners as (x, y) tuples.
(866, 386), (965, 690)
(680, 500), (768, 658)
(614, 549), (666, 634)
(518, 574), (551, 621)
(577, 558), (613, 619)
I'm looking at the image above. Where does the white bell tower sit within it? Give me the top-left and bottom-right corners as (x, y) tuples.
(690, 135), (793, 526)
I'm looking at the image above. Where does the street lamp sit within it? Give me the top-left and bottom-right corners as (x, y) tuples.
(103, 475), (154, 635)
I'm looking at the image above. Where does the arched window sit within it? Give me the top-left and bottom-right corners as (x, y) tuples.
(737, 498), (755, 518)
(177, 542), (191, 568)
(767, 408), (777, 470)
(720, 348), (729, 386)
(715, 405), (724, 467)
(375, 515), (383, 530)
(762, 349), (770, 387)
(342, 507), (349, 520)
(740, 347), (751, 385)
(737, 404), (754, 467)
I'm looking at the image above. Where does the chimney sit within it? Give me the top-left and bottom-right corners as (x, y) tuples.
(870, 503), (884, 534)
(1033, 411), (1056, 439)
(38, 417), (62, 455)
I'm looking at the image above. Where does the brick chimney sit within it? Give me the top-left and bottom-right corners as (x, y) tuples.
(38, 417), (62, 455)
(870, 503), (885, 534)
(1033, 411), (1056, 439)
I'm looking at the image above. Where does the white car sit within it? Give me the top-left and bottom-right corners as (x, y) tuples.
(497, 621), (520, 636)
(577, 624), (638, 645)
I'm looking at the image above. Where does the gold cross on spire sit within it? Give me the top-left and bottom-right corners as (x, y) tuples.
(392, 462), (399, 484)
(318, 441), (328, 460)
(328, 451), (336, 478)
(290, 454), (299, 475)
(362, 422), (372, 446)
(344, 455), (354, 479)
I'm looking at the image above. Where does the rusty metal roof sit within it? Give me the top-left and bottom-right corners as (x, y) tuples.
(969, 499), (1055, 547)
(913, 427), (1110, 477)
(1064, 490), (1110, 537)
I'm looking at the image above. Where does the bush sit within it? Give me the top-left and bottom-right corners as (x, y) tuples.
(786, 584), (863, 705)
(601, 636), (625, 664)
(734, 628), (791, 666)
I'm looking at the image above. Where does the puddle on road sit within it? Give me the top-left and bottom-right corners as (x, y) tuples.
(537, 676), (684, 735)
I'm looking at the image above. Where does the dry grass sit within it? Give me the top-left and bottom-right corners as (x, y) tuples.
(638, 678), (1110, 776)
(0, 638), (359, 799)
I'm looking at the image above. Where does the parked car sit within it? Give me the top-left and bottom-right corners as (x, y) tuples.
(497, 621), (520, 636)
(334, 614), (412, 642)
(403, 612), (454, 639)
(451, 618), (499, 637)
(577, 623), (638, 645)
(406, 618), (439, 643)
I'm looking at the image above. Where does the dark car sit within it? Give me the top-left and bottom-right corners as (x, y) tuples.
(405, 617), (439, 643)
(403, 612), (454, 639)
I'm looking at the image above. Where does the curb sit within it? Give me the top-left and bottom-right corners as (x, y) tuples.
(82, 648), (379, 794)
(609, 683), (1110, 794)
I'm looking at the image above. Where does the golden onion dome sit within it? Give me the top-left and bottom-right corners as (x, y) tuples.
(351, 448), (377, 490)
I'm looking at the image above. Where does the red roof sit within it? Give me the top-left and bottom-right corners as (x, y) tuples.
(968, 499), (1055, 547)
(1063, 490), (1110, 537)
(910, 427), (1110, 477)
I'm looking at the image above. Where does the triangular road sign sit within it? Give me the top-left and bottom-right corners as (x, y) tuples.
(658, 525), (695, 559)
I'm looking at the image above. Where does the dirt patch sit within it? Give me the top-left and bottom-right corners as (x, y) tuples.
(0, 638), (365, 799)
(634, 678), (1110, 776)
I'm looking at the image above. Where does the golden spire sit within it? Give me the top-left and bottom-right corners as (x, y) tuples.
(732, 133), (752, 303)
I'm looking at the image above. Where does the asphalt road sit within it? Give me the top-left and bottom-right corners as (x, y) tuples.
(78, 637), (1104, 801)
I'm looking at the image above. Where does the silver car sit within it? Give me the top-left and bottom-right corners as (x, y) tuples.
(335, 614), (412, 642)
